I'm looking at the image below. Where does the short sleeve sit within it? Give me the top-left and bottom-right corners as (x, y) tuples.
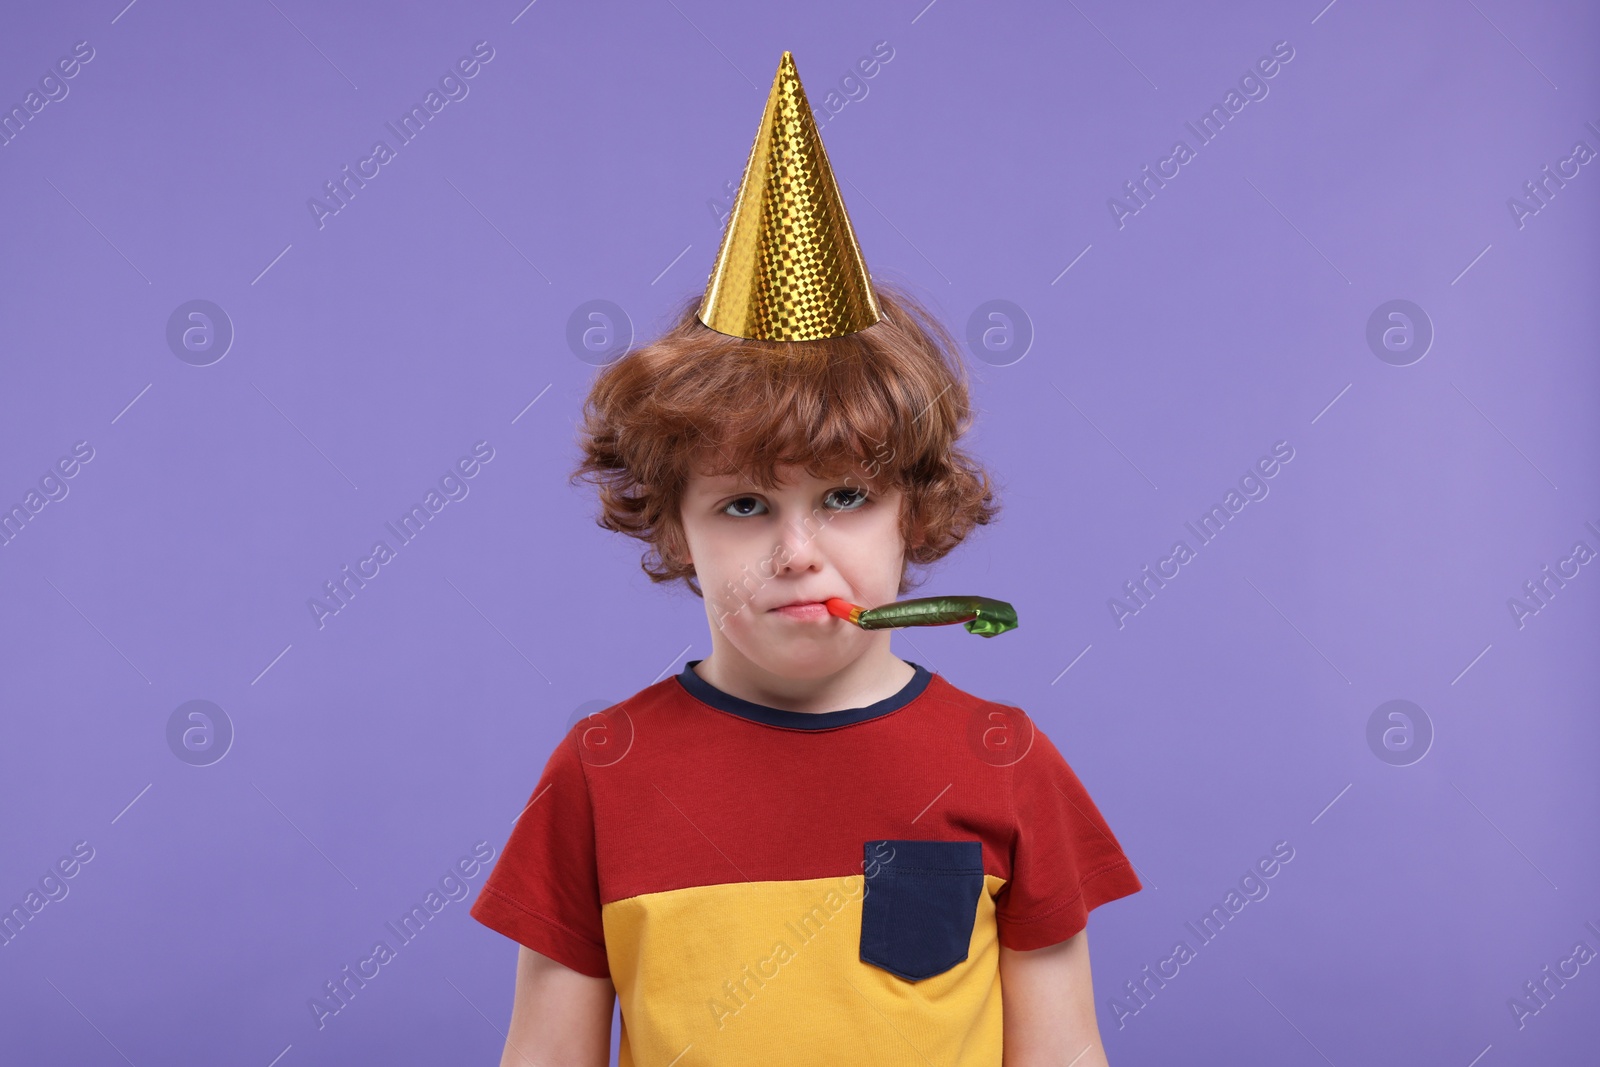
(995, 714), (1142, 951)
(470, 727), (610, 978)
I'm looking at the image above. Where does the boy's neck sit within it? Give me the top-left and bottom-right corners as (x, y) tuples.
(691, 645), (918, 716)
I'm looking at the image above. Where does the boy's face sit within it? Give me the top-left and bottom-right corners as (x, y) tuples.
(678, 460), (908, 679)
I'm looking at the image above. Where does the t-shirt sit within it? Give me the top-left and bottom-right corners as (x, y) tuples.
(470, 658), (1142, 1066)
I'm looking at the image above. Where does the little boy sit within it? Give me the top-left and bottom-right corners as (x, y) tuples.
(470, 52), (1141, 1066)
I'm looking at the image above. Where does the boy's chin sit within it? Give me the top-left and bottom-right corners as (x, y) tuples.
(735, 636), (867, 680)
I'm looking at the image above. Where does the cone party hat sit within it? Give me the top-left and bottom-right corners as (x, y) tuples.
(697, 51), (883, 341)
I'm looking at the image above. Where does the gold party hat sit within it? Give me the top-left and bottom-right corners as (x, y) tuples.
(697, 51), (883, 341)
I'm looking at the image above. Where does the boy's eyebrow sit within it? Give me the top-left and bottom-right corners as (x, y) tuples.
(694, 476), (886, 501)
(689, 456), (886, 491)
(690, 474), (748, 494)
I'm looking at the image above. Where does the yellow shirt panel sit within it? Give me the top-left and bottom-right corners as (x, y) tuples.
(601, 873), (1009, 1066)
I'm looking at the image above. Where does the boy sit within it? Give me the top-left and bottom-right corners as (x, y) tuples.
(470, 51), (1141, 1066)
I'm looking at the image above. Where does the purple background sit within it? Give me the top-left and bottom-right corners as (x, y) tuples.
(2, 0), (1597, 1063)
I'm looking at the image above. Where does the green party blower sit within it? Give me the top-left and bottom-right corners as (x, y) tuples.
(824, 596), (1018, 638)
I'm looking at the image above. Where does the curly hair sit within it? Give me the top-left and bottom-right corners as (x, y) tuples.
(569, 280), (1001, 598)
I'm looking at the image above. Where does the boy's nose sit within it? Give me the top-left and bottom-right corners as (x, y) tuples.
(774, 517), (824, 572)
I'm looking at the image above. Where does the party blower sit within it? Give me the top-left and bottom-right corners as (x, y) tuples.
(824, 596), (1018, 638)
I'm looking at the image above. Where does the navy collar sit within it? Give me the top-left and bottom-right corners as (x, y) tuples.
(676, 658), (933, 729)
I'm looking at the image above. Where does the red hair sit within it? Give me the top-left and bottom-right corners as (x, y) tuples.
(570, 280), (1001, 597)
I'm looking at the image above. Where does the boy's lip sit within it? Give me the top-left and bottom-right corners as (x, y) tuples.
(768, 598), (832, 611)
(771, 602), (831, 621)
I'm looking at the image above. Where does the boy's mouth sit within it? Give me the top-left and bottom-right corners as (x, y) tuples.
(769, 600), (832, 621)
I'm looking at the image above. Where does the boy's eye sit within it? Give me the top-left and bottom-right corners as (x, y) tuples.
(719, 488), (870, 518)
(827, 487), (869, 511)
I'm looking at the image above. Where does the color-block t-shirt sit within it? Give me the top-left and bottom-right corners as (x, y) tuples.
(470, 659), (1142, 1066)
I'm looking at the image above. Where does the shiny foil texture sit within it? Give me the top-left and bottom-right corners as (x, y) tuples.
(697, 51), (883, 341)
(826, 596), (1020, 638)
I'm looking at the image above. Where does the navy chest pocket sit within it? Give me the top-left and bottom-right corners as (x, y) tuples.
(859, 839), (985, 982)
